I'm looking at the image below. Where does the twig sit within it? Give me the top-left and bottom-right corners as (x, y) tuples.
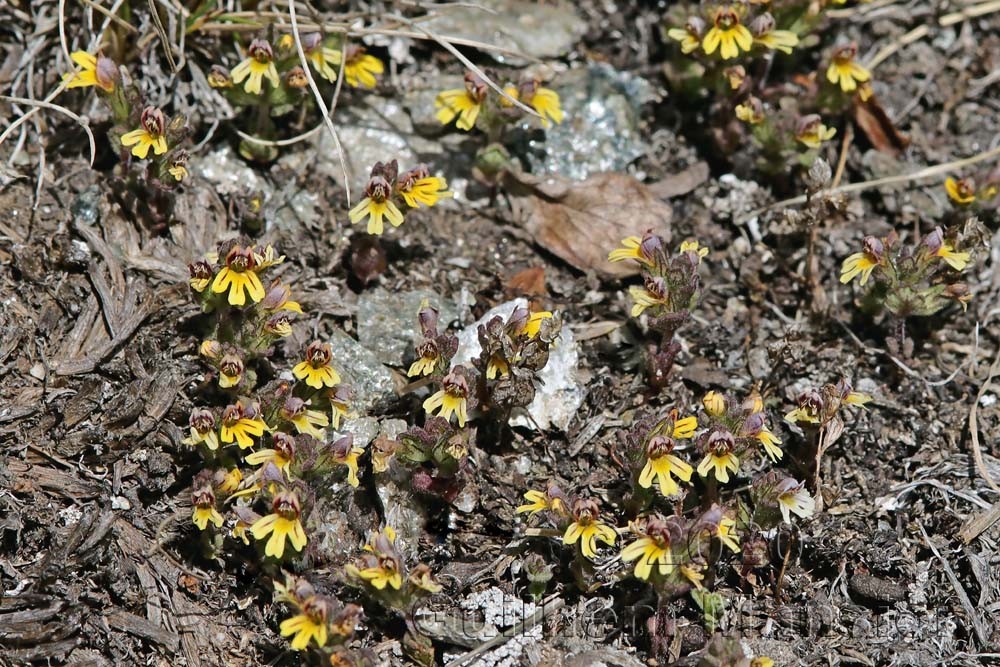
(0, 94), (96, 166)
(147, 0), (178, 73)
(743, 144), (1000, 224)
(968, 347), (1000, 493)
(917, 522), (989, 647)
(58, 0), (72, 64)
(958, 501), (1000, 544)
(831, 123), (853, 189)
(868, 1), (1000, 70)
(78, 0), (138, 34)
(287, 0), (351, 205)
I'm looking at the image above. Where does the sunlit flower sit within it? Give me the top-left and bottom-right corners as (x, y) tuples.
(253, 244), (286, 269)
(608, 232), (661, 265)
(398, 164), (451, 208)
(292, 341), (341, 389)
(826, 43), (870, 94)
(520, 310), (554, 339)
(667, 17), (705, 54)
(785, 387), (824, 425)
(921, 227), (970, 271)
(260, 281), (302, 314)
(350, 162), (404, 235)
(121, 106), (168, 159)
(327, 385), (353, 429)
(218, 352), (244, 389)
(436, 72), (488, 131)
(703, 6), (753, 60)
(423, 367), (470, 426)
(775, 478), (815, 524)
(620, 515), (678, 580)
(836, 378), (873, 409)
(167, 150), (189, 182)
(330, 435), (365, 487)
(638, 435), (693, 497)
(408, 340), (440, 377)
(191, 486), (223, 530)
(751, 658), (775, 667)
(518, 80), (564, 127)
(246, 432), (297, 477)
(796, 114), (837, 149)
(515, 482), (569, 517)
(697, 430), (740, 483)
(839, 236), (883, 285)
(945, 177), (976, 205)
(680, 563), (705, 589)
(217, 467), (244, 496)
(280, 396), (329, 440)
(63, 51), (117, 92)
(716, 516), (740, 552)
(280, 596), (330, 650)
(188, 260), (213, 293)
(182, 408), (219, 450)
(300, 33), (342, 83)
(220, 401), (269, 449)
(231, 39), (280, 95)
(750, 13), (798, 54)
(348, 527), (403, 589)
(211, 245), (265, 306)
(629, 276), (670, 317)
(343, 45), (384, 88)
(757, 426), (783, 461)
(250, 491), (307, 559)
(563, 498), (617, 560)
(264, 313), (293, 338)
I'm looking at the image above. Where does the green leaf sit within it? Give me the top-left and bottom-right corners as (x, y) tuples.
(691, 589), (725, 633)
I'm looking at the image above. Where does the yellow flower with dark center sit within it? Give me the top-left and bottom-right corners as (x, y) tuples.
(218, 352), (244, 389)
(217, 467), (243, 496)
(784, 405), (820, 424)
(680, 564), (705, 589)
(757, 426), (783, 461)
(716, 517), (740, 552)
(563, 498), (617, 559)
(608, 236), (644, 263)
(620, 535), (673, 580)
(638, 450), (693, 497)
(250, 491), (307, 559)
(735, 98), (765, 125)
(182, 408), (219, 450)
(212, 245), (265, 306)
(839, 250), (879, 285)
(436, 72), (488, 131)
(301, 33), (342, 83)
(64, 51), (116, 92)
(515, 485), (568, 517)
(121, 106), (168, 159)
(423, 367), (470, 426)
(696, 431), (740, 483)
(826, 44), (870, 93)
(231, 39), (280, 95)
(350, 170), (404, 235)
(246, 433), (295, 476)
(343, 46), (384, 88)
(667, 17), (704, 54)
(409, 564), (442, 593)
(292, 341), (341, 389)
(629, 277), (669, 317)
(191, 486), (223, 530)
(775, 478), (815, 524)
(408, 351), (438, 377)
(526, 86), (564, 127)
(188, 260), (213, 293)
(356, 557), (402, 590)
(751, 658), (775, 667)
(280, 397), (329, 440)
(168, 164), (188, 181)
(486, 354), (510, 379)
(945, 177), (976, 205)
(331, 436), (365, 487)
(796, 115), (837, 149)
(220, 402), (268, 449)
(261, 281), (303, 314)
(702, 6), (753, 60)
(280, 597), (329, 650)
(253, 244), (286, 269)
(399, 175), (451, 209)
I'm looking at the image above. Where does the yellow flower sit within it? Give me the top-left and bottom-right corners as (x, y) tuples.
(399, 171), (451, 209)
(348, 527), (404, 589)
(211, 245), (266, 306)
(784, 406), (819, 424)
(563, 498), (616, 559)
(280, 602), (328, 651)
(673, 415), (698, 438)
(192, 505), (224, 531)
(292, 341), (340, 389)
(409, 564), (442, 593)
(303, 34), (342, 83)
(349, 196), (404, 235)
(408, 353), (438, 378)
(936, 244), (970, 271)
(423, 368), (471, 426)
(757, 426), (783, 461)
(609, 236), (645, 263)
(945, 177), (976, 205)
(182, 408), (219, 450)
(120, 106), (168, 159)
(751, 658), (775, 667)
(621, 535), (673, 580)
(246, 439), (294, 477)
(280, 397), (329, 440)
(667, 18), (704, 54)
(261, 281), (302, 313)
(232, 519), (251, 545)
(776, 478), (815, 524)
(735, 99), (765, 125)
(331, 436), (365, 487)
(696, 432), (740, 483)
(188, 260), (213, 293)
(250, 492), (307, 559)
(528, 86), (564, 127)
(64, 51), (116, 92)
(839, 251), (879, 285)
(218, 352), (244, 389)
(168, 164), (188, 181)
(522, 311), (554, 338)
(702, 6), (753, 60)
(515, 485), (568, 517)
(220, 402), (268, 449)
(328, 385), (353, 429)
(755, 30), (798, 54)
(716, 517), (740, 552)
(703, 391), (726, 417)
(796, 115), (837, 149)
(436, 73), (488, 131)
(231, 39), (280, 95)
(639, 452), (693, 497)
(844, 391), (872, 408)
(680, 564), (705, 589)
(253, 244), (286, 270)
(217, 467), (244, 496)
(826, 44), (870, 93)
(343, 46), (384, 88)
(629, 279), (669, 317)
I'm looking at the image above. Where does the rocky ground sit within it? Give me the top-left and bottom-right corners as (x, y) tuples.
(1, 1), (1000, 666)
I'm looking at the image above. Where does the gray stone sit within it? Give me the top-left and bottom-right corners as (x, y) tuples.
(375, 474), (426, 564)
(421, 0), (586, 63)
(196, 146), (267, 197)
(452, 299), (585, 432)
(356, 288), (461, 366)
(326, 329), (396, 414)
(341, 416), (380, 448)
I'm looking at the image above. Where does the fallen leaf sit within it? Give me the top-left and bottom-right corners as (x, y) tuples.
(505, 171), (672, 278)
(647, 161), (710, 199)
(505, 266), (547, 299)
(852, 96), (909, 155)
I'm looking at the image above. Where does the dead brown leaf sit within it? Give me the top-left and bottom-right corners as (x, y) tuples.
(852, 96), (909, 155)
(505, 171), (672, 278)
(505, 266), (547, 299)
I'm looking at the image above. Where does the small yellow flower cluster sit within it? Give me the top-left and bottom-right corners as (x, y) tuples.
(273, 575), (363, 652)
(620, 508), (738, 585)
(693, 389), (785, 483)
(349, 160), (451, 235)
(609, 232), (705, 321)
(225, 36), (384, 96)
(435, 72), (564, 132)
(667, 5), (799, 61)
(345, 527), (442, 607)
(64, 51), (190, 184)
(784, 378), (872, 427)
(825, 43), (873, 101)
(839, 227), (974, 315)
